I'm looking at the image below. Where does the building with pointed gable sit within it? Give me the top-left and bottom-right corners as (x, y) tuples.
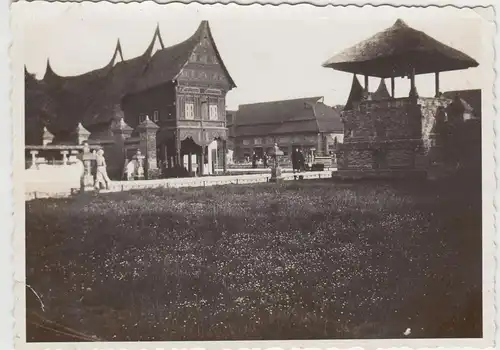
(25, 21), (236, 178)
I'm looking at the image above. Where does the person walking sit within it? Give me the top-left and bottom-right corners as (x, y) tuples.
(263, 152), (268, 168)
(298, 149), (305, 172)
(292, 147), (299, 174)
(94, 148), (112, 190)
(251, 152), (257, 169)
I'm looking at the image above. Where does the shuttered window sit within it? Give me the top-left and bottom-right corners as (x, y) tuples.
(185, 103), (195, 120)
(209, 104), (218, 120)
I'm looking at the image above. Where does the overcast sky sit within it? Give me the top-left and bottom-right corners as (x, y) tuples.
(14, 2), (487, 110)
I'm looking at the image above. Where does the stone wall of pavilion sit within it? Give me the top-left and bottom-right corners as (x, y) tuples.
(418, 97), (450, 150)
(339, 98), (422, 172)
(337, 96), (458, 177)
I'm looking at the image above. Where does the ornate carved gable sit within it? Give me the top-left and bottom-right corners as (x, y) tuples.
(178, 23), (231, 87)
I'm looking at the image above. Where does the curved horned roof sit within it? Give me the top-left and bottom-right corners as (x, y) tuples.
(26, 21), (236, 135)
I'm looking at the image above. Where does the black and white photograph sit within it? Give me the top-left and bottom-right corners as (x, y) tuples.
(11, 2), (495, 348)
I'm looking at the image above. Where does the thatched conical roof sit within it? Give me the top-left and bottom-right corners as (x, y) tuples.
(322, 19), (478, 78)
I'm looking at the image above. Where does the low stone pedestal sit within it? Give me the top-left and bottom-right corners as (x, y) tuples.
(269, 166), (283, 183)
(269, 143), (284, 183)
(81, 175), (95, 191)
(80, 143), (96, 192)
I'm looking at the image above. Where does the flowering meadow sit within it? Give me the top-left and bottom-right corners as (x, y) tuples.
(26, 175), (482, 341)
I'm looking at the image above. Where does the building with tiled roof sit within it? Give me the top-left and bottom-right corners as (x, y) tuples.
(231, 97), (343, 161)
(25, 21), (237, 177)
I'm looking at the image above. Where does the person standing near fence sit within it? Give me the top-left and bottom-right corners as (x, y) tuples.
(251, 151), (257, 169)
(94, 148), (112, 190)
(292, 148), (300, 174)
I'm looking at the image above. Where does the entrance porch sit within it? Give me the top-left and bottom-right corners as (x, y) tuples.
(158, 129), (228, 177)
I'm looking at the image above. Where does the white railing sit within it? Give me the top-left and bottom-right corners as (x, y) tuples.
(25, 171), (333, 200)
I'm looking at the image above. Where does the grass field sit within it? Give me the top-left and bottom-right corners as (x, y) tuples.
(26, 174), (482, 341)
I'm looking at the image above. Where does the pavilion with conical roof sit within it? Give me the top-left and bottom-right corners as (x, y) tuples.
(323, 19), (479, 179)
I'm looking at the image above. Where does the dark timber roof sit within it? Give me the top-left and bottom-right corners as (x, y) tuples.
(234, 97), (343, 137)
(371, 79), (391, 100)
(343, 75), (364, 111)
(322, 19), (479, 78)
(25, 21), (236, 135)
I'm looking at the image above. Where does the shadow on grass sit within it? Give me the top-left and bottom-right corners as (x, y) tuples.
(26, 175), (482, 341)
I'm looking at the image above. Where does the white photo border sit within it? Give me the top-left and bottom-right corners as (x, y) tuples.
(7, 2), (498, 350)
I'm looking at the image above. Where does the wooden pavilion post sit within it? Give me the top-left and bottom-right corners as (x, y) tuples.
(188, 151), (193, 175)
(222, 139), (227, 174)
(435, 72), (440, 97)
(175, 130), (181, 166)
(200, 145), (205, 176)
(409, 67), (417, 98)
(390, 76), (395, 98)
(364, 75), (369, 93)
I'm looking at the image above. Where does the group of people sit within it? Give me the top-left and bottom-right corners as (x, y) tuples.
(247, 148), (305, 173)
(251, 152), (269, 168)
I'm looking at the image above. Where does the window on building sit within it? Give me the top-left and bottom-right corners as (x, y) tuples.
(243, 139), (250, 146)
(209, 104), (218, 120)
(139, 115), (146, 123)
(153, 110), (159, 123)
(185, 103), (195, 120)
(254, 137), (262, 145)
(201, 101), (208, 119)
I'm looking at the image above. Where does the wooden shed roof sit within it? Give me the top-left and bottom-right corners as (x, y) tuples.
(234, 97), (343, 137)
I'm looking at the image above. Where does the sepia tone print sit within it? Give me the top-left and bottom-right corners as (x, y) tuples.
(12, 2), (495, 347)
